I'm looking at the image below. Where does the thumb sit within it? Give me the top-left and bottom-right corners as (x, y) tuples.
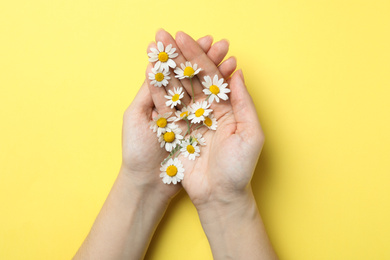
(127, 79), (154, 116)
(230, 70), (263, 140)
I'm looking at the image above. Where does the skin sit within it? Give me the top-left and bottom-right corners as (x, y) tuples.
(74, 29), (277, 260)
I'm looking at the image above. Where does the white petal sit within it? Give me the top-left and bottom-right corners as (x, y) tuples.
(168, 47), (176, 54)
(221, 87), (231, 93)
(209, 95), (215, 103)
(148, 57), (158, 62)
(154, 61), (161, 70)
(166, 44), (172, 52)
(157, 41), (164, 52)
(220, 83), (228, 89)
(218, 78), (224, 86)
(170, 52), (178, 58)
(167, 59), (176, 68)
(203, 89), (211, 95)
(219, 93), (228, 100)
(213, 75), (218, 85)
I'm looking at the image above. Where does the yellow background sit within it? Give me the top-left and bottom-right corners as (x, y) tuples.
(1, 0), (389, 259)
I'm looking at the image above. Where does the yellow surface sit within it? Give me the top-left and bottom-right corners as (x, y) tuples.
(1, 0), (389, 259)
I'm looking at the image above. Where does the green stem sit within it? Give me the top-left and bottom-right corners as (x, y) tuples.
(194, 124), (204, 130)
(161, 145), (181, 165)
(173, 151), (181, 159)
(185, 118), (191, 135)
(205, 94), (211, 102)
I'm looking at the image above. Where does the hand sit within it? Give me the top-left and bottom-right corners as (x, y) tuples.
(157, 31), (264, 208)
(121, 29), (237, 204)
(171, 32), (275, 260)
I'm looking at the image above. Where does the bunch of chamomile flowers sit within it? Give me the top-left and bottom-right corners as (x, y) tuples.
(148, 41), (230, 184)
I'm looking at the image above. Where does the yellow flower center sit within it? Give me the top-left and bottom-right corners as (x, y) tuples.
(155, 73), (164, 82)
(195, 108), (205, 117)
(204, 117), (212, 127)
(156, 118), (167, 128)
(183, 66), (195, 77)
(209, 85), (220, 95)
(187, 145), (195, 154)
(158, 52), (169, 62)
(172, 94), (180, 102)
(166, 165), (178, 177)
(180, 111), (189, 118)
(163, 132), (175, 143)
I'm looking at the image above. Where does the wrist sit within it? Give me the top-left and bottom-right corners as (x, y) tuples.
(118, 166), (172, 209)
(195, 186), (256, 225)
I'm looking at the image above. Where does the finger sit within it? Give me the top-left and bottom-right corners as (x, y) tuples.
(147, 41), (191, 109)
(154, 29), (203, 102)
(218, 56), (237, 79)
(175, 31), (232, 118)
(145, 63), (174, 114)
(207, 39), (229, 66)
(229, 70), (262, 140)
(197, 35), (213, 53)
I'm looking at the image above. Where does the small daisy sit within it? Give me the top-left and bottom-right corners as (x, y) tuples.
(173, 107), (190, 122)
(148, 41), (178, 71)
(188, 101), (213, 124)
(150, 112), (176, 136)
(160, 158), (184, 185)
(158, 126), (183, 152)
(192, 132), (206, 146)
(165, 87), (184, 108)
(148, 67), (170, 87)
(180, 140), (200, 160)
(202, 75), (231, 103)
(203, 114), (218, 130)
(174, 61), (201, 79)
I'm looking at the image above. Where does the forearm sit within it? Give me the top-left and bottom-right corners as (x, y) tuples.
(74, 167), (169, 260)
(196, 187), (278, 260)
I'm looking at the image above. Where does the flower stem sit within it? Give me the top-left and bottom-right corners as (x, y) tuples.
(161, 145), (181, 165)
(205, 94), (211, 102)
(194, 124), (204, 130)
(185, 118), (191, 135)
(187, 123), (193, 135)
(173, 151), (181, 159)
(190, 78), (195, 103)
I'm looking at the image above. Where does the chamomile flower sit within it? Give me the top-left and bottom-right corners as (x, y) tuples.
(148, 67), (170, 87)
(188, 101), (213, 124)
(192, 132), (206, 146)
(173, 107), (190, 122)
(158, 126), (183, 152)
(202, 75), (231, 103)
(149, 112), (175, 136)
(203, 114), (218, 130)
(148, 41), (178, 71)
(180, 140), (200, 160)
(160, 158), (184, 185)
(174, 61), (201, 79)
(165, 87), (184, 108)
